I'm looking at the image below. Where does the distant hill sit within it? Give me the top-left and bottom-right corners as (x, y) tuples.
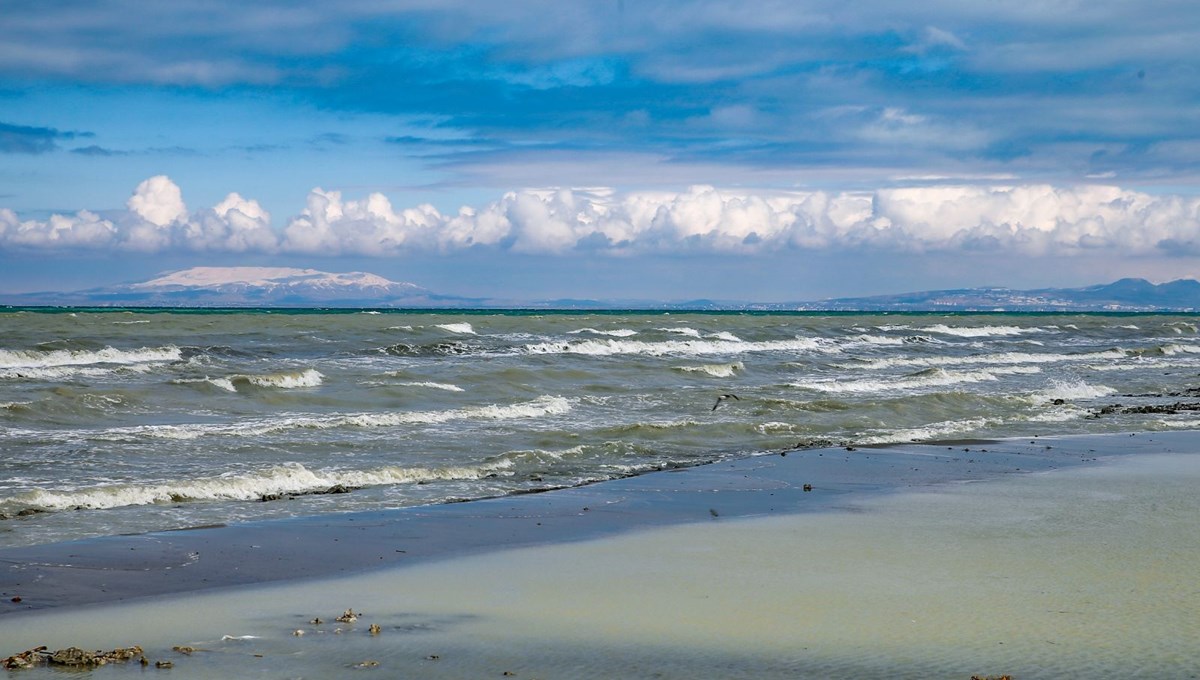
(3, 267), (1200, 311)
(793, 278), (1200, 312)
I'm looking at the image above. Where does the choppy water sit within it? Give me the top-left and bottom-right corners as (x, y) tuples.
(2, 308), (1199, 547)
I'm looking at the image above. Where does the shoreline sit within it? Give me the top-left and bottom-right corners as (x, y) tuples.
(1, 429), (1187, 617)
(0, 429), (1196, 677)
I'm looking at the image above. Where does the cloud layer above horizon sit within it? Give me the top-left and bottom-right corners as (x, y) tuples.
(2, 1), (1200, 296)
(4, 176), (1200, 259)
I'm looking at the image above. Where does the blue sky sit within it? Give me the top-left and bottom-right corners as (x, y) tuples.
(2, 1), (1199, 301)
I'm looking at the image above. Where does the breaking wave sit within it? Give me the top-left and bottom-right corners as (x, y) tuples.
(85, 395), (571, 441)
(3, 461), (500, 513)
(675, 361), (744, 378)
(173, 369), (324, 393)
(848, 348), (1126, 371)
(1034, 380), (1117, 402)
(524, 337), (827, 357)
(794, 366), (1041, 394)
(0, 345), (182, 369)
(569, 328), (639, 337)
(436, 322), (476, 334)
(919, 324), (1038, 338)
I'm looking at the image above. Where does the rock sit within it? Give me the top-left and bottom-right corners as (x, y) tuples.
(156, 660), (174, 668)
(368, 623), (381, 635)
(310, 617), (323, 625)
(48, 647), (102, 667)
(292, 629), (305, 636)
(172, 646), (195, 655)
(354, 659), (380, 668)
(106, 647), (143, 661)
(2, 646), (47, 669)
(336, 608), (359, 623)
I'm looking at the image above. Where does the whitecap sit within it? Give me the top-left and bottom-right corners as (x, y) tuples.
(919, 324), (1035, 338)
(238, 368), (324, 389)
(86, 395), (571, 441)
(395, 381), (466, 392)
(4, 460), (504, 513)
(1033, 380), (1117, 402)
(856, 417), (992, 445)
(793, 365), (1041, 394)
(0, 345), (182, 369)
(436, 322), (476, 334)
(659, 327), (702, 338)
(675, 361), (744, 378)
(568, 328), (639, 337)
(524, 337), (827, 357)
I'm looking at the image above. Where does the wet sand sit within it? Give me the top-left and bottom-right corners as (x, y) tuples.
(2, 432), (1199, 677)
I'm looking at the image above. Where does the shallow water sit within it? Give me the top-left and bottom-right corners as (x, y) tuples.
(2, 451), (1196, 679)
(4, 309), (1200, 547)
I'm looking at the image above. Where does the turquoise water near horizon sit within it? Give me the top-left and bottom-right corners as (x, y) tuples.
(3, 308), (1200, 548)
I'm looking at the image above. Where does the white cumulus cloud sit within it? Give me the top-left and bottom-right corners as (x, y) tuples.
(4, 177), (1200, 260)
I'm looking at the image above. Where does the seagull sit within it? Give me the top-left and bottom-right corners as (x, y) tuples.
(712, 393), (740, 411)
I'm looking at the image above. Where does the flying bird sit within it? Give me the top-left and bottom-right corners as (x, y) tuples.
(712, 393), (740, 411)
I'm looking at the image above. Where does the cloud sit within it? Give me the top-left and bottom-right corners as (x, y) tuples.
(127, 175), (188, 227)
(4, 177), (1200, 260)
(0, 121), (90, 154)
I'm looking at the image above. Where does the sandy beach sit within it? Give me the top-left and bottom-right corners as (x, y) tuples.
(2, 431), (1198, 677)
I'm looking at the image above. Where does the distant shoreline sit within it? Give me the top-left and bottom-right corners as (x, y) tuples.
(1, 305), (1186, 316)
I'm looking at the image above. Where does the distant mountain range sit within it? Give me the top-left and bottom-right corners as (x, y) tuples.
(3, 267), (1200, 311)
(793, 278), (1200, 312)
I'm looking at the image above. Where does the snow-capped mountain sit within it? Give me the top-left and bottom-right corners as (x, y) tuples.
(127, 267), (424, 299)
(21, 266), (454, 307)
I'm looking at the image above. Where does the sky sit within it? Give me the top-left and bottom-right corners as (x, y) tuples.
(2, 0), (1200, 302)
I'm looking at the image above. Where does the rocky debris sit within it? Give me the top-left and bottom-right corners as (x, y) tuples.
(2, 645), (145, 669)
(336, 608), (359, 623)
(353, 659), (380, 668)
(1122, 387), (1200, 398)
(172, 645), (197, 655)
(2, 647), (46, 669)
(260, 484), (358, 502)
(1089, 401), (1200, 418)
(0, 508), (49, 521)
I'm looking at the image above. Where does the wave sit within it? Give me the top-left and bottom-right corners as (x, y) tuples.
(85, 395), (571, 441)
(1034, 380), (1117, 402)
(849, 348), (1126, 371)
(568, 328), (639, 337)
(524, 337), (828, 357)
(919, 324), (1037, 338)
(674, 361), (744, 378)
(856, 417), (992, 445)
(394, 381), (466, 392)
(0, 345), (182, 370)
(793, 365), (1041, 394)
(172, 369), (324, 393)
(381, 341), (476, 357)
(435, 322), (476, 334)
(2, 460), (500, 514)
(660, 327), (702, 338)
(238, 369), (324, 389)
